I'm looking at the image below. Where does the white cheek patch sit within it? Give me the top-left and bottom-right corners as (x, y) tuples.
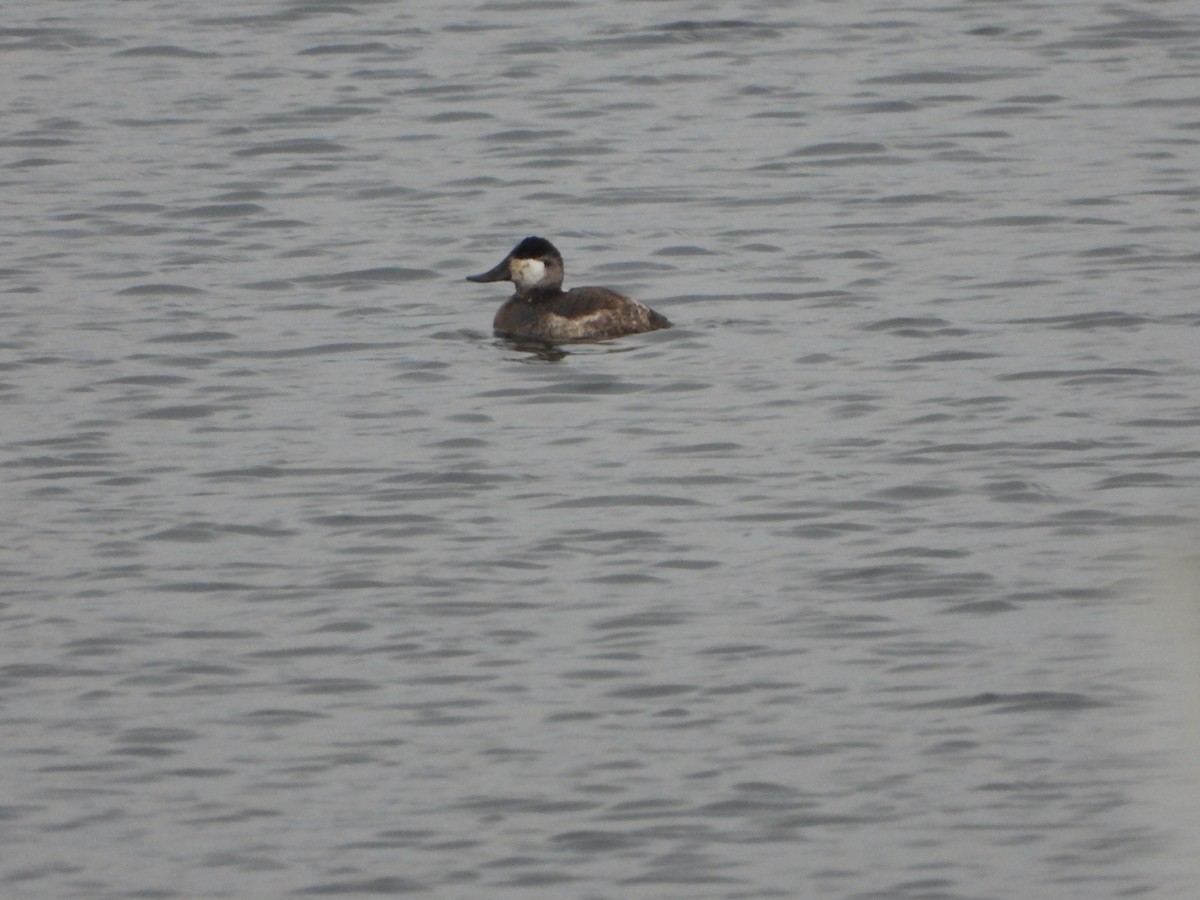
(510, 258), (546, 289)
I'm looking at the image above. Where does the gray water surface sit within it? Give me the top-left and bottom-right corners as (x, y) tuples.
(4, 1), (1200, 898)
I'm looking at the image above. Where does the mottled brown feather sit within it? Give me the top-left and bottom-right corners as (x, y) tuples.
(494, 287), (670, 342)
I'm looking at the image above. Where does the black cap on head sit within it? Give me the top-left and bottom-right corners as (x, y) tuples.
(510, 236), (559, 260)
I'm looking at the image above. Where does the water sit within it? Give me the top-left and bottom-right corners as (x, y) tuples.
(3, 1), (1200, 897)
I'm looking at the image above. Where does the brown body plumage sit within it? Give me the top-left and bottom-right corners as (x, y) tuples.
(467, 237), (671, 343)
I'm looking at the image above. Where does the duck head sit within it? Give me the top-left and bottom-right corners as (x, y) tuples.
(467, 236), (565, 292)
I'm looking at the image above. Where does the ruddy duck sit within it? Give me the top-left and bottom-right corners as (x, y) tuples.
(467, 236), (671, 342)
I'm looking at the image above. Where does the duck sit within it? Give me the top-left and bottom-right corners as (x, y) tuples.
(467, 236), (671, 342)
